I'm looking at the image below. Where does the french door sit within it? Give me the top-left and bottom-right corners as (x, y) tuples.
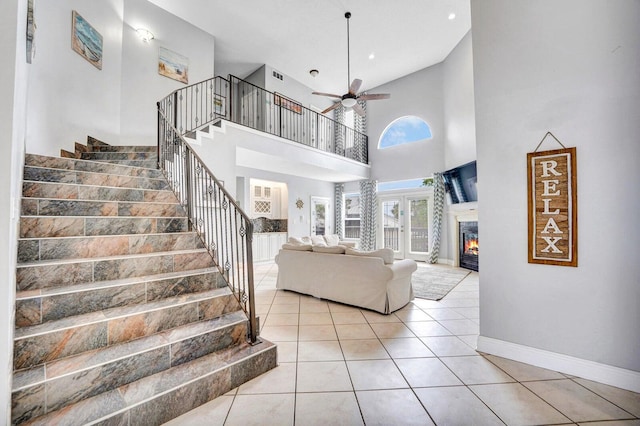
(379, 193), (431, 261)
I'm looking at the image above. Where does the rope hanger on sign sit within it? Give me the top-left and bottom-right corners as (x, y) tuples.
(534, 131), (567, 152)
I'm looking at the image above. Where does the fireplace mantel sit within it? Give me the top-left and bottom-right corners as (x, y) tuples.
(448, 203), (478, 268)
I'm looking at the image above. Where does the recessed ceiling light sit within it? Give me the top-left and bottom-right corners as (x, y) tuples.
(448, 13), (456, 20)
(368, 53), (375, 60)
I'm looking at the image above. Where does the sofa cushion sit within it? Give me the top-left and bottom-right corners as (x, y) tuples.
(310, 235), (327, 246)
(323, 234), (341, 246)
(288, 236), (312, 245)
(345, 247), (395, 264)
(312, 245), (346, 254)
(282, 243), (313, 251)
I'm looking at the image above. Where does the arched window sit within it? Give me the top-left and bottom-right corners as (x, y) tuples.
(379, 116), (432, 149)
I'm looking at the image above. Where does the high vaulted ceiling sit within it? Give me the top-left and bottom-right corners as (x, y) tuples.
(147, 0), (471, 95)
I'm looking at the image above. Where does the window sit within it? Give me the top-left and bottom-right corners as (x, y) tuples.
(343, 193), (361, 239)
(379, 116), (432, 149)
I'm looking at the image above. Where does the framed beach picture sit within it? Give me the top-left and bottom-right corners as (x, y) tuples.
(158, 47), (189, 84)
(214, 95), (226, 117)
(71, 10), (103, 70)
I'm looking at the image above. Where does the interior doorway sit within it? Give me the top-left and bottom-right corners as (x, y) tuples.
(310, 196), (331, 236)
(379, 193), (431, 261)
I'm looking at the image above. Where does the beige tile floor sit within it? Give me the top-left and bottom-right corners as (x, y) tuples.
(166, 262), (640, 425)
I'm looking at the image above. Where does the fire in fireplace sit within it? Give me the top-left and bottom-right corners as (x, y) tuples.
(459, 221), (479, 271)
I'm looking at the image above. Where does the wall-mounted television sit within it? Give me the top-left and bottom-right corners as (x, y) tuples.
(442, 161), (477, 204)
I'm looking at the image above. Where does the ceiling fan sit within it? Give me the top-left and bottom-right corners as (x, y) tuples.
(312, 12), (390, 116)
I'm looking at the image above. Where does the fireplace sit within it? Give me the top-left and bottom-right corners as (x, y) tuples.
(459, 221), (479, 271)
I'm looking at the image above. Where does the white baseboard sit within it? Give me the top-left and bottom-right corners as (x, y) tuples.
(438, 258), (454, 266)
(477, 336), (640, 393)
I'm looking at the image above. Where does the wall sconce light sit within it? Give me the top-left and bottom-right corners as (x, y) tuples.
(309, 69), (319, 77)
(136, 28), (154, 43)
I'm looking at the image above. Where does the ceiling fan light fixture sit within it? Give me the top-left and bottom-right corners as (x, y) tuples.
(342, 98), (357, 108)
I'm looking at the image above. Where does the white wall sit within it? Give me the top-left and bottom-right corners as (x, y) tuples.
(472, 0), (640, 385)
(366, 65), (445, 184)
(27, 0), (124, 156)
(26, 0), (215, 155)
(0, 0), (28, 420)
(120, 0), (214, 146)
(442, 31), (476, 170)
(236, 166), (334, 238)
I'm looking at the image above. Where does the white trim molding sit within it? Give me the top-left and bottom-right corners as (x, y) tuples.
(477, 336), (640, 393)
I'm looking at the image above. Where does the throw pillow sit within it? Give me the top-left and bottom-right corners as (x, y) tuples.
(282, 243), (313, 251)
(288, 236), (306, 245)
(323, 234), (341, 246)
(345, 247), (395, 264)
(312, 245), (346, 254)
(310, 235), (327, 246)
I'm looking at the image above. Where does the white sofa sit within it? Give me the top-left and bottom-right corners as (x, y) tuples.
(275, 244), (417, 314)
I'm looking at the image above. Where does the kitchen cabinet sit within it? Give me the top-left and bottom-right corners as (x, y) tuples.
(252, 232), (287, 262)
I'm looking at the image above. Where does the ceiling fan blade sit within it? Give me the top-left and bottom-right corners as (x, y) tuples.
(312, 91), (343, 100)
(358, 93), (391, 101)
(321, 102), (342, 114)
(352, 103), (365, 117)
(349, 79), (362, 95)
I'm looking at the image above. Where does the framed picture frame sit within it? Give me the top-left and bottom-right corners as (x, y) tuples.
(71, 10), (103, 70)
(214, 94), (226, 117)
(274, 92), (302, 114)
(158, 47), (189, 84)
(527, 147), (578, 267)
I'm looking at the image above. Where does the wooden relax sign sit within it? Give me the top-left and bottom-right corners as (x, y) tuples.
(527, 147), (578, 266)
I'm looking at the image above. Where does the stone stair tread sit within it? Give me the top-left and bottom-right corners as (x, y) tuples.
(24, 166), (168, 188)
(16, 247), (208, 268)
(18, 230), (195, 242)
(14, 287), (232, 340)
(13, 310), (248, 391)
(16, 267), (219, 300)
(25, 154), (161, 175)
(20, 339), (276, 426)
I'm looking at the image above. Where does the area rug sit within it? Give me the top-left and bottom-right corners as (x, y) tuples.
(411, 263), (471, 300)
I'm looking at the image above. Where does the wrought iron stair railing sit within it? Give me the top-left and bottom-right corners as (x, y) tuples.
(157, 80), (258, 343)
(156, 74), (370, 343)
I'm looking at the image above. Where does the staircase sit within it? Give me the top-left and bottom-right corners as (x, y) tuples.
(11, 137), (276, 425)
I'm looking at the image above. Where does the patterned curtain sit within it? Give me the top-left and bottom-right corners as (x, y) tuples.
(359, 180), (378, 251)
(354, 100), (367, 163)
(334, 104), (345, 155)
(429, 172), (445, 263)
(334, 183), (345, 239)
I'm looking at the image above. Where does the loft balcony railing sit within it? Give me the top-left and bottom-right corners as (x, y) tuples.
(157, 75), (368, 164)
(227, 75), (368, 164)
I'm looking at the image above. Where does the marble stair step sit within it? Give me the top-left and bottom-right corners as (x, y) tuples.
(22, 180), (177, 203)
(21, 198), (185, 218)
(19, 215), (189, 238)
(80, 151), (157, 161)
(11, 310), (248, 422)
(24, 165), (168, 190)
(17, 231), (204, 263)
(13, 286), (241, 371)
(14, 337), (276, 426)
(16, 248), (215, 291)
(25, 154), (164, 179)
(16, 267), (225, 328)
(88, 144), (156, 153)
(88, 159), (158, 168)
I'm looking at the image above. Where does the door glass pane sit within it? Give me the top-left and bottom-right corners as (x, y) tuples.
(382, 200), (400, 251)
(410, 198), (429, 253)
